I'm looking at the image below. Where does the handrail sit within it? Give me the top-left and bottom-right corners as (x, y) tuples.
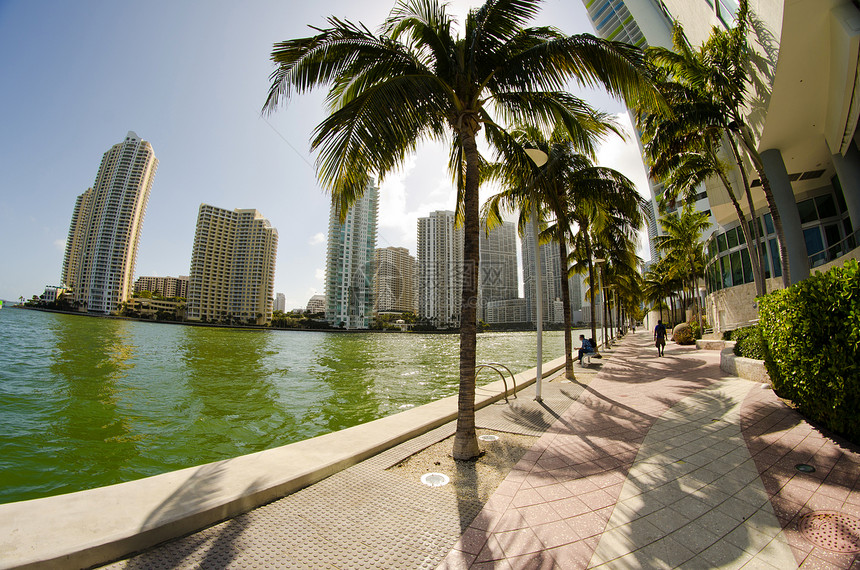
(475, 362), (518, 403)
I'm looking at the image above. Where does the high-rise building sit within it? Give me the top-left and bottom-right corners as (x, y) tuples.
(61, 131), (158, 314)
(417, 210), (464, 327)
(581, 1), (717, 259)
(478, 221), (519, 322)
(325, 179), (379, 329)
(274, 293), (286, 313)
(521, 223), (585, 325)
(374, 247), (417, 314)
(306, 294), (326, 314)
(187, 205), (278, 325)
(134, 276), (189, 298)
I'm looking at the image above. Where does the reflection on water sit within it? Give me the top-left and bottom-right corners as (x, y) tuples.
(0, 309), (569, 504)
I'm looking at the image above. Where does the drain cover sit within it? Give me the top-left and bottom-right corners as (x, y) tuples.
(420, 472), (450, 487)
(478, 434), (499, 442)
(797, 511), (860, 553)
(795, 463), (816, 473)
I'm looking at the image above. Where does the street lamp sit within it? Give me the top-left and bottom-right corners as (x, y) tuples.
(526, 148), (548, 402)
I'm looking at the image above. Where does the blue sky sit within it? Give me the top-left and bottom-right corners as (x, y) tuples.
(0, 0), (649, 309)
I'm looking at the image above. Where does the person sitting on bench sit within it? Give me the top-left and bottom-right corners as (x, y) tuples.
(577, 334), (595, 363)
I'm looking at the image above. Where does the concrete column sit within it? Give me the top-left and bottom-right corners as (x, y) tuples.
(761, 148), (809, 283)
(832, 141), (860, 233)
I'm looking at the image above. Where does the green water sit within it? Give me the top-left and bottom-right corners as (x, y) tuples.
(0, 308), (571, 504)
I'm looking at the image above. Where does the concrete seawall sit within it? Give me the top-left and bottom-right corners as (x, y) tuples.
(0, 356), (565, 570)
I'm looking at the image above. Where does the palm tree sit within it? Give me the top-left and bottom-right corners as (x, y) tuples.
(654, 204), (709, 330)
(484, 123), (619, 380)
(637, 71), (766, 296)
(263, 0), (661, 459)
(646, 1), (790, 286)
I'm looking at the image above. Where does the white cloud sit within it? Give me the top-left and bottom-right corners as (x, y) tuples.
(53, 239), (66, 252)
(314, 268), (324, 280)
(308, 232), (325, 245)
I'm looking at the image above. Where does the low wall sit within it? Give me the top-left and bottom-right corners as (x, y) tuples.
(0, 356), (566, 570)
(697, 340), (771, 385)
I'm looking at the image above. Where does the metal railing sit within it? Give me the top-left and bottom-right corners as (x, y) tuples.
(475, 362), (518, 403)
(808, 229), (858, 268)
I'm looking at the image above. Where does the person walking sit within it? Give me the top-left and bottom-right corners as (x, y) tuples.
(654, 320), (667, 357)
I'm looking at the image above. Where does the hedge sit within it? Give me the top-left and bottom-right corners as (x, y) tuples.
(758, 258), (860, 442)
(731, 325), (766, 360)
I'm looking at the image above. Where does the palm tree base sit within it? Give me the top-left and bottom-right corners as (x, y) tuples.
(452, 433), (480, 460)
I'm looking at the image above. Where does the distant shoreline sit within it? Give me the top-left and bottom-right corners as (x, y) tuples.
(15, 306), (583, 334)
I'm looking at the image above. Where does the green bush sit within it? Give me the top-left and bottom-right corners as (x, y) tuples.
(672, 322), (695, 345)
(731, 326), (766, 360)
(758, 258), (860, 442)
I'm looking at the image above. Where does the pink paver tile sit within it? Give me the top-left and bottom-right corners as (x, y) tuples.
(545, 466), (582, 482)
(806, 493), (847, 512)
(472, 559), (513, 570)
(532, 519), (579, 549)
(484, 493), (514, 514)
(495, 480), (522, 498)
(561, 477), (601, 496)
(494, 527), (545, 557)
(537, 455), (568, 471)
(494, 509), (530, 532)
(470, 509), (504, 532)
(506, 550), (558, 570)
(566, 511), (609, 539)
(511, 488), (547, 509)
(549, 496), (590, 519)
(475, 535), (506, 563)
(534, 482), (572, 503)
(578, 488), (617, 510)
(518, 503), (562, 526)
(547, 536), (600, 568)
(456, 527), (490, 555)
(437, 549), (477, 569)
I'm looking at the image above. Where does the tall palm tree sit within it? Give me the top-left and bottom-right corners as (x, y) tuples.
(264, 0), (661, 459)
(654, 204), (709, 330)
(646, 1), (790, 286)
(637, 73), (766, 296)
(484, 122), (618, 379)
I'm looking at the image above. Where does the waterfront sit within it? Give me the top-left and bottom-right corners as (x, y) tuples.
(0, 308), (577, 504)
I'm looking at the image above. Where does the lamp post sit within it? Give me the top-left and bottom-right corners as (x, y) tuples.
(525, 148), (548, 402)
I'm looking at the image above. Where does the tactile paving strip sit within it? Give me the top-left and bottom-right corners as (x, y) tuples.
(101, 375), (584, 569)
(797, 511), (860, 553)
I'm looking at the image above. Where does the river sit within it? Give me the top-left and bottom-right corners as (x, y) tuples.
(0, 308), (577, 504)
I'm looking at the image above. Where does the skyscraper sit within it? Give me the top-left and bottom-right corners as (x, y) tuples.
(417, 210), (464, 327)
(187, 205), (278, 325)
(374, 246), (417, 314)
(61, 131), (158, 314)
(325, 179), (379, 329)
(521, 223), (584, 324)
(478, 221), (519, 321)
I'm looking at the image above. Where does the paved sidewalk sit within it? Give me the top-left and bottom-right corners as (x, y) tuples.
(439, 333), (860, 569)
(104, 333), (860, 569)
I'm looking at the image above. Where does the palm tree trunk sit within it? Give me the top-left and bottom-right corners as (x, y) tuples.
(724, 133), (765, 296)
(585, 234), (598, 347)
(453, 131), (480, 461)
(559, 239), (575, 379)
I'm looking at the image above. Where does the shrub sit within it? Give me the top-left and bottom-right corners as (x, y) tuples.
(672, 322), (695, 345)
(758, 259), (860, 442)
(731, 326), (766, 360)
